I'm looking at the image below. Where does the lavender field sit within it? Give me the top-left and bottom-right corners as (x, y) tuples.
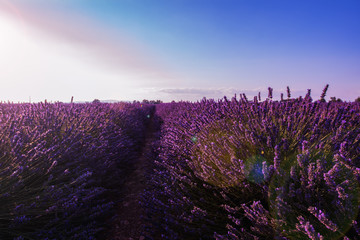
(1, 0), (359, 239)
(1, 89), (360, 240)
(0, 102), (152, 239)
(143, 88), (360, 240)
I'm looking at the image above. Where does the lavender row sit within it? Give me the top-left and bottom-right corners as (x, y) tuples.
(144, 92), (360, 239)
(0, 102), (151, 239)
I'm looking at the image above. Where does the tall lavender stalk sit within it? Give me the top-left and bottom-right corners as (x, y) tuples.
(268, 87), (273, 100)
(287, 86), (291, 99)
(320, 84), (329, 102)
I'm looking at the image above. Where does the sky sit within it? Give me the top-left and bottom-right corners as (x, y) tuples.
(0, 0), (359, 102)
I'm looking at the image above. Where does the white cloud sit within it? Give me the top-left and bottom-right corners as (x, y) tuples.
(0, 2), (178, 102)
(0, 15), (148, 102)
(147, 87), (322, 102)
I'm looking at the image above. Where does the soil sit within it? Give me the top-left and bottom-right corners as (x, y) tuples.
(106, 114), (158, 240)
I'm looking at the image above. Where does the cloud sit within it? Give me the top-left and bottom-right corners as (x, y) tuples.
(158, 87), (261, 97)
(0, 0), (175, 83)
(157, 87), (255, 101)
(159, 88), (236, 95)
(154, 87), (316, 102)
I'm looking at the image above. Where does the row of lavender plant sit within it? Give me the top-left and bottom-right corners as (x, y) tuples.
(0, 102), (151, 239)
(144, 90), (360, 239)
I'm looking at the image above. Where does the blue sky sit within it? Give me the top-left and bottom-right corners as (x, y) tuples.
(0, 0), (359, 102)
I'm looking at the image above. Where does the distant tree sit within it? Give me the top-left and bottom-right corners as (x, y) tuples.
(356, 97), (360, 102)
(330, 97), (343, 102)
(92, 99), (100, 104)
(147, 100), (163, 104)
(142, 99), (149, 104)
(150, 100), (163, 104)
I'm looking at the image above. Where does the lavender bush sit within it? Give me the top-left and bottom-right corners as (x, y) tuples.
(144, 89), (360, 239)
(0, 102), (150, 239)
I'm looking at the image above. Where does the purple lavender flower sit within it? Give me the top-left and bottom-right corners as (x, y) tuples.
(287, 86), (291, 99)
(308, 207), (338, 232)
(268, 87), (273, 100)
(320, 84), (329, 102)
(296, 216), (324, 240)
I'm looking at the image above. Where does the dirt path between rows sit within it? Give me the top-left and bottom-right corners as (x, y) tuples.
(107, 113), (158, 240)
